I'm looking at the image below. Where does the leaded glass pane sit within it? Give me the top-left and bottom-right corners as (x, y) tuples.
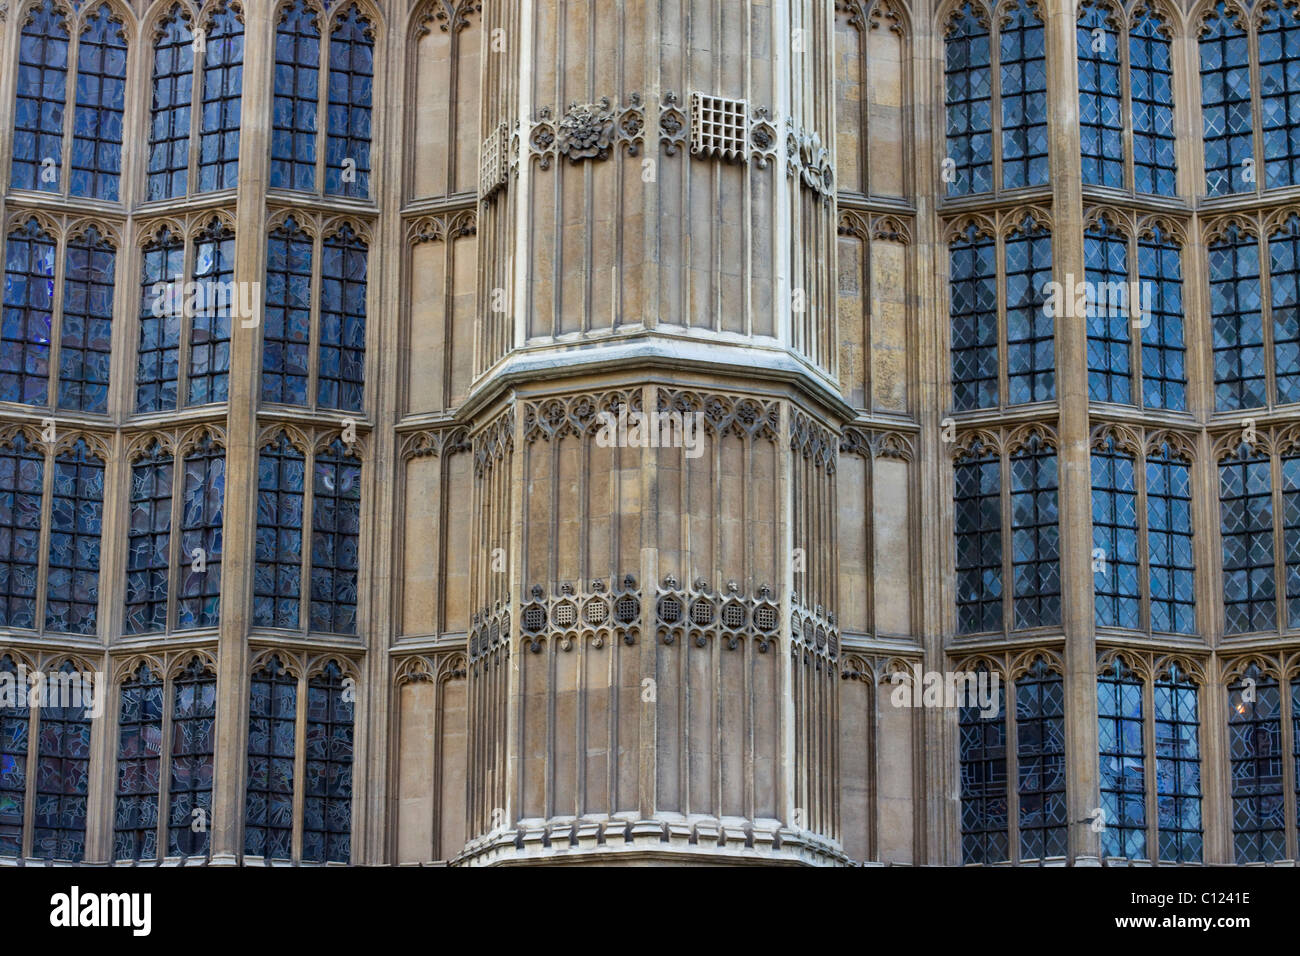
(58, 226), (114, 413)
(955, 442), (1002, 634)
(1098, 659), (1146, 859)
(1078, 2), (1123, 189)
(1085, 221), (1131, 404)
(197, 1), (243, 193)
(168, 657), (215, 856)
(178, 437), (224, 629)
(10, 1), (68, 194)
(317, 225), (366, 411)
(187, 219), (234, 406)
(949, 226), (998, 411)
(1259, 5), (1300, 189)
(1220, 449), (1276, 634)
(1155, 666), (1201, 863)
(1130, 10), (1177, 196)
(33, 662), (92, 861)
(302, 661), (353, 863)
(1091, 439), (1139, 629)
(1147, 445), (1196, 634)
(959, 668), (1007, 863)
(271, 0), (320, 192)
(45, 440), (103, 635)
(245, 656), (296, 859)
(263, 219), (313, 405)
(944, 4), (992, 196)
(1010, 435), (1059, 628)
(1000, 0), (1048, 189)
(324, 8), (372, 198)
(1283, 455), (1300, 629)
(135, 229), (184, 413)
(1017, 659), (1067, 859)
(1209, 226), (1266, 410)
(1201, 3), (1255, 196)
(311, 440), (360, 634)
(1268, 215), (1300, 405)
(0, 656), (30, 857)
(125, 444), (171, 635)
(113, 664), (163, 861)
(0, 436), (45, 630)
(1005, 220), (1054, 403)
(254, 435), (304, 629)
(1138, 227), (1186, 410)
(70, 3), (128, 201)
(1229, 667), (1285, 862)
(147, 6), (195, 201)
(1, 218), (55, 406)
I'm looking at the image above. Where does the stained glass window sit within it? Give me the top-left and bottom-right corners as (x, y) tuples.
(311, 440), (360, 634)
(317, 226), (367, 411)
(1, 218), (56, 406)
(999, 0), (1047, 189)
(114, 664), (163, 860)
(1228, 666), (1285, 862)
(45, 440), (103, 635)
(168, 657), (216, 856)
(1078, 2), (1122, 189)
(1010, 435), (1059, 628)
(1091, 437), (1140, 629)
(135, 228), (185, 413)
(324, 7), (373, 198)
(949, 226), (998, 411)
(1201, 3), (1255, 197)
(245, 656), (297, 859)
(302, 662), (353, 862)
(147, 6), (195, 202)
(187, 220), (235, 406)
(59, 227), (115, 414)
(1209, 225), (1266, 410)
(33, 662), (92, 861)
(1129, 9), (1176, 196)
(1259, 4), (1300, 189)
(70, 3), (128, 201)
(1016, 659), (1066, 859)
(959, 667), (1007, 863)
(0, 656), (29, 857)
(1004, 220), (1053, 404)
(197, 2), (244, 193)
(1098, 658), (1145, 858)
(1220, 446), (1276, 634)
(1147, 443), (1196, 634)
(1085, 220), (1131, 403)
(125, 444), (171, 635)
(263, 219), (313, 406)
(1155, 665), (1201, 863)
(10, 1), (69, 194)
(1138, 227), (1186, 410)
(0, 435), (45, 630)
(955, 442), (1002, 634)
(255, 435), (305, 629)
(1268, 215), (1300, 406)
(272, 1), (321, 192)
(178, 438), (225, 629)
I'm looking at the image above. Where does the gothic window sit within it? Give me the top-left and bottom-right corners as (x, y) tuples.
(302, 661), (353, 863)
(33, 661), (92, 861)
(1228, 665), (1285, 862)
(1208, 224), (1266, 410)
(1285, 452), (1300, 629)
(1268, 216), (1300, 406)
(46, 439), (105, 635)
(1077, 2), (1176, 195)
(1016, 658), (1067, 860)
(135, 219), (236, 413)
(148, 2), (245, 201)
(1138, 225), (1186, 409)
(959, 666), (1008, 863)
(1091, 437), (1140, 629)
(1098, 658), (1146, 858)
(1200, 2), (1300, 196)
(1010, 434), (1059, 629)
(0, 656), (29, 857)
(272, 1), (375, 199)
(0, 219), (118, 413)
(943, 0), (1046, 196)
(125, 434), (226, 636)
(0, 435), (46, 629)
(1146, 441), (1197, 634)
(947, 216), (1053, 411)
(1085, 219), (1132, 403)
(955, 441), (1003, 634)
(1154, 664), (1202, 863)
(167, 657), (216, 856)
(1219, 444), (1277, 634)
(254, 434), (305, 629)
(11, 1), (128, 202)
(114, 663), (164, 861)
(309, 440), (361, 634)
(244, 656), (297, 859)
(263, 218), (368, 412)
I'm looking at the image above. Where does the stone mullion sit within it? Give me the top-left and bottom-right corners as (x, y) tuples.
(207, 0), (272, 865)
(1045, 0), (1100, 864)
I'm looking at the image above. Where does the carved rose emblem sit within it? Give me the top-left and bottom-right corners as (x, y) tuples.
(558, 99), (615, 162)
